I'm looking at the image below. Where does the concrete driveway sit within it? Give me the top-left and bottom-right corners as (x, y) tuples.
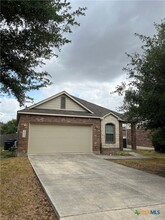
(29, 154), (165, 220)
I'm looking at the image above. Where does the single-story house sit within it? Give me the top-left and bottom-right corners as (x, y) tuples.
(17, 91), (125, 155)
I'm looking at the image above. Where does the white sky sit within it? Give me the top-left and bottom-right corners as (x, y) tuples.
(0, 0), (165, 122)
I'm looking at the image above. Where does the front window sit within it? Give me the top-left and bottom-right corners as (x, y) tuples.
(105, 123), (115, 143)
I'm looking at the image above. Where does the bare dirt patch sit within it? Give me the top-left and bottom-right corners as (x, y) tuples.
(0, 157), (57, 220)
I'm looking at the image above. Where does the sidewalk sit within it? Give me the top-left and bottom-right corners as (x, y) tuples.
(127, 145), (154, 150)
(97, 151), (149, 160)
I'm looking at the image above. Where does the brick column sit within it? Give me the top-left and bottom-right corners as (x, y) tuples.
(119, 121), (123, 151)
(131, 123), (136, 150)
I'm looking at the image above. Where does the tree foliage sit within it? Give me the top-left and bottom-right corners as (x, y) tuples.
(0, 119), (17, 134)
(115, 20), (165, 131)
(1, 0), (86, 105)
(151, 128), (165, 152)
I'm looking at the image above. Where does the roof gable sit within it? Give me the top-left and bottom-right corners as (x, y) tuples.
(28, 91), (93, 113)
(101, 112), (122, 120)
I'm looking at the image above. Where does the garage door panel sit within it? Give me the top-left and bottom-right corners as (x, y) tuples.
(28, 124), (92, 154)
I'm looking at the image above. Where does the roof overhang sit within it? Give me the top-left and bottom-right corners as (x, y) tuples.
(17, 111), (101, 119)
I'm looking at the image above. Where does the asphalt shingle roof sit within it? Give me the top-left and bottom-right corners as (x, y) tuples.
(18, 93), (125, 121)
(71, 95), (124, 120)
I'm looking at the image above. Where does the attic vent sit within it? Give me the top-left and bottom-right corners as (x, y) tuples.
(61, 96), (66, 109)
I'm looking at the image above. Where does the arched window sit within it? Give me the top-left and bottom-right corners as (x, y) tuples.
(105, 123), (115, 143)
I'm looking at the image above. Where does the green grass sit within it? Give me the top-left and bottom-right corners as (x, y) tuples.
(0, 146), (16, 158)
(110, 151), (131, 156)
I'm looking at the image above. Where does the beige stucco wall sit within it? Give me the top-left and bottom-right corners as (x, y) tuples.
(101, 114), (119, 148)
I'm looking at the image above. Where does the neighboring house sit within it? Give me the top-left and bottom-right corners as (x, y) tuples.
(127, 128), (153, 148)
(17, 91), (125, 155)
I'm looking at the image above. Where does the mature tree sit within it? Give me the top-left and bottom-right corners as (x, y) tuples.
(115, 20), (165, 131)
(0, 119), (17, 134)
(1, 0), (86, 105)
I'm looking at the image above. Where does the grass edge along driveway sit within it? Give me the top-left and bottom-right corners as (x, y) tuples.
(108, 150), (165, 177)
(0, 157), (57, 220)
(1, 150), (164, 219)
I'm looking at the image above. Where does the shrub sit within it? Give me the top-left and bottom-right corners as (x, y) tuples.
(151, 128), (165, 153)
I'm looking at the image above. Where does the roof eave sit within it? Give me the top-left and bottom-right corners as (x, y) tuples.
(17, 111), (101, 119)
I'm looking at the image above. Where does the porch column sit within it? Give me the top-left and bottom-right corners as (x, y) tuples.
(119, 121), (123, 151)
(131, 123), (136, 150)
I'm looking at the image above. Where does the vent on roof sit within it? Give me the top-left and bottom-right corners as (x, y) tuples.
(61, 96), (66, 109)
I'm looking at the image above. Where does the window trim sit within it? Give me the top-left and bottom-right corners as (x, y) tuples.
(105, 123), (115, 144)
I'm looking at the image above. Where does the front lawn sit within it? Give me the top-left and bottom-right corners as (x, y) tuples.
(109, 150), (165, 177)
(0, 157), (57, 220)
(0, 146), (15, 158)
(136, 149), (165, 159)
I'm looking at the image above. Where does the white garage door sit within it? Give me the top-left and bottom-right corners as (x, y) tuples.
(28, 124), (92, 154)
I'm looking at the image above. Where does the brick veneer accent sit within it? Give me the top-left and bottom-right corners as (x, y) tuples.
(101, 148), (119, 155)
(127, 129), (152, 147)
(17, 114), (101, 156)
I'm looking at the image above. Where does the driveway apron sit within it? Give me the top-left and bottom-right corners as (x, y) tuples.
(29, 154), (165, 220)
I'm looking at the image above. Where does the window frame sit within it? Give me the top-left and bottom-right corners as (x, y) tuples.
(105, 123), (115, 144)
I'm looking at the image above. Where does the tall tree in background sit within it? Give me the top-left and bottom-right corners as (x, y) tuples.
(115, 20), (165, 152)
(0, 119), (17, 134)
(1, 0), (86, 105)
(115, 20), (165, 132)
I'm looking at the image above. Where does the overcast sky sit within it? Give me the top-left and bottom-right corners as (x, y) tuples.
(0, 0), (165, 122)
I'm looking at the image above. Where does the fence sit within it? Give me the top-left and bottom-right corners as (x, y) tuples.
(0, 133), (18, 147)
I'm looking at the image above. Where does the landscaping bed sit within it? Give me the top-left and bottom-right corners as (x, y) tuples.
(0, 157), (57, 220)
(109, 151), (131, 156)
